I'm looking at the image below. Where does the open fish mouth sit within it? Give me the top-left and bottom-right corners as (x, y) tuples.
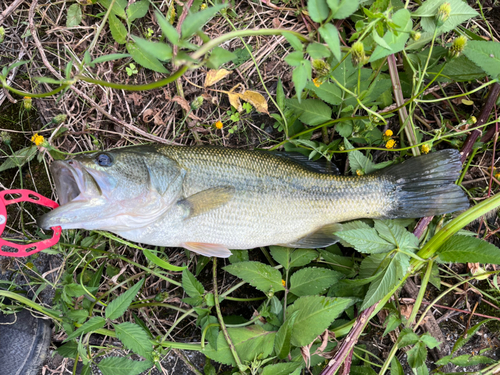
(51, 160), (99, 205)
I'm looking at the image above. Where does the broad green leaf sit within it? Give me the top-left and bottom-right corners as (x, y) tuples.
(97, 357), (152, 375)
(369, 9), (412, 62)
(284, 33), (303, 51)
(274, 311), (298, 359)
(143, 249), (186, 271)
(91, 53), (130, 66)
(450, 354), (495, 366)
(291, 61), (311, 101)
(327, 0), (359, 19)
(66, 4), (82, 27)
(463, 40), (500, 79)
(344, 138), (376, 174)
(391, 357), (404, 375)
(126, 0), (149, 24)
(228, 250), (249, 264)
(270, 246), (292, 270)
(131, 36), (172, 61)
(419, 333), (440, 349)
(64, 316), (106, 342)
(398, 328), (420, 347)
(284, 51), (304, 67)
(56, 342), (78, 358)
(155, 10), (179, 45)
(383, 314), (402, 337)
(431, 55), (486, 82)
(307, 43), (331, 59)
(335, 122), (352, 138)
(261, 362), (302, 375)
(374, 220), (418, 251)
(207, 47), (236, 69)
(182, 269), (205, 298)
(0, 146), (37, 172)
(308, 0), (329, 23)
(203, 325), (276, 365)
(289, 267), (341, 296)
(319, 24), (341, 61)
(437, 235), (500, 264)
(285, 98), (331, 126)
(372, 30), (391, 50)
(452, 319), (492, 353)
(361, 253), (409, 310)
(181, 4), (227, 39)
(336, 228), (394, 254)
(105, 279), (144, 320)
(289, 249), (318, 268)
(98, 0), (126, 18)
(413, 0), (478, 34)
(287, 295), (354, 346)
(306, 81), (342, 105)
(407, 342), (427, 369)
(126, 42), (168, 73)
(224, 262), (284, 293)
(115, 322), (153, 360)
(108, 13), (127, 44)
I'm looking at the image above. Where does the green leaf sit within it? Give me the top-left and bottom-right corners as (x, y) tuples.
(452, 319), (492, 353)
(287, 295), (354, 346)
(361, 253), (408, 310)
(307, 43), (331, 59)
(228, 250), (249, 264)
(108, 13), (127, 44)
(126, 0), (149, 24)
(207, 47), (236, 69)
(182, 269), (205, 298)
(291, 60), (311, 101)
(0, 146), (37, 172)
(284, 33), (303, 51)
(383, 314), (402, 337)
(284, 51), (304, 67)
(91, 53), (130, 66)
(131, 36), (172, 61)
(419, 333), (440, 349)
(181, 4), (227, 39)
(391, 357), (404, 375)
(374, 220), (418, 251)
(270, 246), (292, 270)
(344, 138), (376, 174)
(450, 354), (495, 366)
(319, 24), (341, 62)
(66, 4), (82, 27)
(369, 9), (412, 62)
(143, 249), (186, 271)
(286, 98), (331, 126)
(276, 79), (285, 110)
(224, 262), (284, 293)
(203, 325), (276, 366)
(327, 0), (359, 19)
(335, 122), (352, 138)
(155, 10), (179, 45)
(274, 311), (298, 359)
(336, 228), (395, 253)
(98, 0), (126, 18)
(97, 357), (152, 375)
(306, 81), (342, 105)
(64, 316), (106, 342)
(56, 341), (78, 358)
(105, 279), (144, 320)
(308, 0), (329, 23)
(289, 267), (341, 296)
(463, 40), (500, 79)
(289, 249), (318, 268)
(398, 328), (420, 347)
(407, 342), (427, 369)
(261, 362), (302, 375)
(413, 0), (478, 34)
(115, 322), (153, 360)
(126, 42), (168, 73)
(437, 235), (500, 264)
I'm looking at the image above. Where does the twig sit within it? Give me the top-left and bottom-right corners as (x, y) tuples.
(0, 0), (25, 25)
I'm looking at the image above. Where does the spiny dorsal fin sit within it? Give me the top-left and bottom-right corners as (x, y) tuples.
(271, 151), (340, 175)
(178, 186), (235, 219)
(183, 242), (232, 258)
(281, 223), (342, 249)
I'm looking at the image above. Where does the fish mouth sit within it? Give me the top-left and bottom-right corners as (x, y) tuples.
(51, 160), (100, 205)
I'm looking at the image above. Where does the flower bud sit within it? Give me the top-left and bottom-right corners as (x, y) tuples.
(190, 96), (204, 110)
(52, 114), (67, 124)
(436, 3), (451, 26)
(411, 31), (421, 41)
(312, 59), (330, 76)
(449, 35), (467, 58)
(0, 27), (5, 44)
(23, 96), (32, 111)
(351, 41), (365, 66)
(0, 131), (11, 145)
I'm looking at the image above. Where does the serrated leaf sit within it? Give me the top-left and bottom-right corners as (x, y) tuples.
(223, 261), (284, 293)
(307, 43), (331, 59)
(383, 314), (402, 337)
(97, 357), (152, 375)
(414, 0), (478, 35)
(306, 81), (342, 105)
(270, 246), (292, 270)
(336, 228), (395, 253)
(108, 13), (127, 44)
(207, 47), (236, 69)
(64, 316), (106, 342)
(374, 220), (418, 251)
(369, 9), (412, 62)
(98, 0), (126, 18)
(284, 51), (304, 67)
(126, 42), (168, 73)
(126, 0), (149, 24)
(327, 0), (359, 19)
(291, 60), (311, 100)
(262, 362), (302, 375)
(105, 279), (144, 320)
(274, 311), (298, 359)
(407, 342), (427, 368)
(56, 341), (78, 358)
(391, 357), (404, 375)
(182, 269), (205, 298)
(142, 249), (186, 271)
(463, 40), (500, 79)
(361, 253), (409, 310)
(308, 0), (329, 23)
(450, 354), (495, 366)
(115, 322), (153, 360)
(0, 146), (37, 172)
(437, 235), (500, 264)
(284, 33), (303, 51)
(66, 4), (82, 27)
(289, 267), (341, 296)
(344, 138), (376, 174)
(452, 319), (492, 353)
(286, 98), (331, 126)
(335, 122), (352, 138)
(181, 4), (227, 39)
(287, 295), (354, 346)
(420, 333), (440, 349)
(131, 36), (172, 61)
(155, 10), (179, 45)
(319, 24), (341, 61)
(398, 328), (420, 347)
(203, 325), (275, 366)
(290, 249), (318, 268)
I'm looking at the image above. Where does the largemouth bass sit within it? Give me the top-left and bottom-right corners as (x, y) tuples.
(38, 146), (468, 257)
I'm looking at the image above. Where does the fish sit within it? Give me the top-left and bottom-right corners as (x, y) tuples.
(38, 145), (469, 258)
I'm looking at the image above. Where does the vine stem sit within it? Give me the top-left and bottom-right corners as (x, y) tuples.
(212, 258), (246, 373)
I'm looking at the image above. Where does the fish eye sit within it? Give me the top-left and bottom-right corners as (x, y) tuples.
(95, 153), (113, 167)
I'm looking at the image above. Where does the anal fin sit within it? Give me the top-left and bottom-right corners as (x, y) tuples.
(178, 186), (235, 220)
(183, 242), (232, 258)
(281, 223), (342, 249)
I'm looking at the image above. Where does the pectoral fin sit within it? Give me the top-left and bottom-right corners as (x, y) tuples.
(183, 242), (232, 258)
(281, 223), (342, 248)
(178, 186), (235, 219)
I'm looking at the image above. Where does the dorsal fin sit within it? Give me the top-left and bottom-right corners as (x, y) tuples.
(270, 151), (340, 175)
(178, 186), (235, 219)
(281, 223), (342, 248)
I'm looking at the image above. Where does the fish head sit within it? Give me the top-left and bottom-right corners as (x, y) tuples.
(38, 146), (184, 231)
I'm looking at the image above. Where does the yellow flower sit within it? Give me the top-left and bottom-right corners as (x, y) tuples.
(215, 121), (223, 129)
(385, 139), (396, 149)
(313, 78), (322, 88)
(356, 169), (364, 176)
(200, 3), (207, 10)
(495, 173), (500, 180)
(31, 133), (45, 146)
(421, 144), (431, 154)
(281, 279), (286, 287)
(384, 129), (393, 137)
(23, 96), (32, 110)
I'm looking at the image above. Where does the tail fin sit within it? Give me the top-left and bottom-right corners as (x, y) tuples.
(381, 149), (469, 218)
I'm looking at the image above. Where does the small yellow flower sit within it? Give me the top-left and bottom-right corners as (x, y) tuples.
(356, 169), (364, 176)
(31, 133), (45, 146)
(313, 78), (322, 88)
(281, 279), (286, 287)
(384, 129), (393, 137)
(421, 144), (431, 154)
(385, 139), (396, 149)
(23, 96), (32, 110)
(200, 3), (207, 10)
(495, 173), (500, 180)
(215, 121), (223, 129)
(469, 115), (477, 124)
